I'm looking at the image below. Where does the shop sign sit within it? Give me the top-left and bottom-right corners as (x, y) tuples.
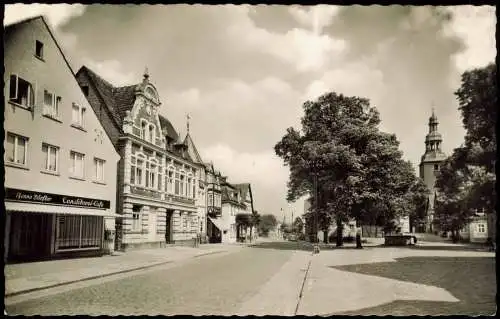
(5, 188), (110, 209)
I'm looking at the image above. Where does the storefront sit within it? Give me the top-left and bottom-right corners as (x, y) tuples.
(4, 188), (119, 262)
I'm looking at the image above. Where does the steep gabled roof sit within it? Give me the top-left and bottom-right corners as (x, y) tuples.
(159, 115), (179, 141)
(183, 133), (204, 164)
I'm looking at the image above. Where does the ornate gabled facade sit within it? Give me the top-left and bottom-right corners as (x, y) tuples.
(418, 109), (447, 233)
(76, 67), (202, 250)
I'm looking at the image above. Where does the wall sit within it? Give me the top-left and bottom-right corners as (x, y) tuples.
(4, 18), (119, 216)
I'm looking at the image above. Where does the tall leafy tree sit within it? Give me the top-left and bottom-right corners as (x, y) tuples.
(275, 92), (422, 246)
(435, 63), (497, 239)
(258, 214), (278, 236)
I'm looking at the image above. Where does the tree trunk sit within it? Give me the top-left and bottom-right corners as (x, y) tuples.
(323, 230), (328, 243)
(336, 216), (344, 247)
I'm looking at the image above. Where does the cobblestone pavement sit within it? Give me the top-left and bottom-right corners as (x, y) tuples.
(5, 245), (296, 316)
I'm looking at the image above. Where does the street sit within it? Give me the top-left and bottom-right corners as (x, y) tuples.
(5, 240), (496, 316)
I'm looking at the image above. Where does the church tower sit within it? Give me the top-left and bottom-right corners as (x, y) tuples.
(418, 109), (447, 233)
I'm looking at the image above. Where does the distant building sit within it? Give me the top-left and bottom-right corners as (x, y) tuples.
(418, 109), (447, 233)
(205, 162), (223, 243)
(3, 16), (120, 262)
(76, 66), (203, 250)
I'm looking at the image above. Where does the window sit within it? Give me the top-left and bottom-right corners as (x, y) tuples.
(35, 40), (44, 59)
(131, 154), (145, 186)
(56, 215), (103, 251)
(158, 164), (163, 191)
(132, 205), (142, 231)
(81, 85), (89, 97)
(72, 103), (85, 127)
(70, 151), (85, 178)
(175, 172), (180, 195)
(43, 90), (61, 119)
(180, 174), (185, 196)
(192, 182), (196, 199)
(434, 164), (439, 171)
(477, 224), (486, 233)
(140, 121), (147, 139)
(6, 133), (28, 166)
(94, 158), (105, 182)
(149, 124), (155, 143)
(9, 75), (35, 108)
(187, 177), (192, 198)
(166, 169), (174, 193)
(42, 143), (59, 172)
(146, 160), (157, 189)
(208, 193), (213, 207)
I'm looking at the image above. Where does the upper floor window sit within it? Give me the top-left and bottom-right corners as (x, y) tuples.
(180, 174), (186, 196)
(146, 160), (157, 189)
(42, 143), (59, 172)
(208, 193), (214, 207)
(35, 40), (44, 59)
(43, 90), (61, 119)
(72, 103), (86, 128)
(9, 75), (35, 108)
(6, 132), (28, 166)
(174, 172), (180, 195)
(166, 168), (174, 193)
(149, 124), (155, 143)
(140, 121), (147, 140)
(131, 153), (145, 186)
(70, 151), (85, 179)
(94, 158), (105, 182)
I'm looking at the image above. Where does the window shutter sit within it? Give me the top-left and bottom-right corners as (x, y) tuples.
(9, 75), (18, 100)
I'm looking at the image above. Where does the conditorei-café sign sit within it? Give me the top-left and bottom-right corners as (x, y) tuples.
(5, 188), (110, 210)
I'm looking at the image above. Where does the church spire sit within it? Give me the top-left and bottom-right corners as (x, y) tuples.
(424, 107), (443, 154)
(186, 113), (191, 135)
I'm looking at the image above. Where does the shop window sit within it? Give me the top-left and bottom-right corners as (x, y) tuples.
(9, 74), (35, 108)
(6, 132), (28, 166)
(56, 215), (103, 251)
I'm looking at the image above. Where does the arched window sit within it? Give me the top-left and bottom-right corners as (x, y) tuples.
(131, 153), (146, 186)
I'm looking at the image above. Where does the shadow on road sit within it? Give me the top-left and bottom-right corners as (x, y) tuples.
(331, 256), (496, 316)
(407, 244), (492, 252)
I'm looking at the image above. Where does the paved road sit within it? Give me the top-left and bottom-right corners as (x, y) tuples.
(6, 242), (307, 316)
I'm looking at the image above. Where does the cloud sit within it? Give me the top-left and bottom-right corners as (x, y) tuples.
(82, 58), (138, 86)
(226, 8), (346, 73)
(4, 4), (86, 28)
(444, 5), (496, 73)
(289, 5), (340, 33)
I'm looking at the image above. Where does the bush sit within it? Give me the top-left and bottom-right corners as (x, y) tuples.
(298, 233), (306, 241)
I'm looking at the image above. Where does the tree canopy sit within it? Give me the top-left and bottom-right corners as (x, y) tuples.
(258, 214), (278, 236)
(275, 92), (428, 245)
(434, 63), (496, 237)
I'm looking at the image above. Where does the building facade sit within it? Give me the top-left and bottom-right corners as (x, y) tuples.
(418, 110), (447, 233)
(3, 16), (120, 262)
(205, 163), (223, 243)
(76, 67), (203, 250)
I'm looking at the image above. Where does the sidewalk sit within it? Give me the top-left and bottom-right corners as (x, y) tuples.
(5, 244), (242, 298)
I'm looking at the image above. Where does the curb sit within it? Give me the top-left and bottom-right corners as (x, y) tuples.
(5, 249), (227, 298)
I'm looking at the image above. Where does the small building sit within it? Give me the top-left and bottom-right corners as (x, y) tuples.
(3, 16), (120, 262)
(76, 66), (202, 250)
(458, 211), (490, 244)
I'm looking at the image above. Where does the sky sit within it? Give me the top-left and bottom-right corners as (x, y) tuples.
(4, 5), (496, 223)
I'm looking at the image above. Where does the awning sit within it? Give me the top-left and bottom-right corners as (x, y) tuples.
(5, 202), (123, 218)
(208, 216), (226, 232)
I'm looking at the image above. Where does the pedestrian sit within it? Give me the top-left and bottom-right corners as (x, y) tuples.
(356, 227), (363, 249)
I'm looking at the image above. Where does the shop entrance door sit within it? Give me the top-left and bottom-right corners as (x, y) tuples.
(9, 212), (51, 261)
